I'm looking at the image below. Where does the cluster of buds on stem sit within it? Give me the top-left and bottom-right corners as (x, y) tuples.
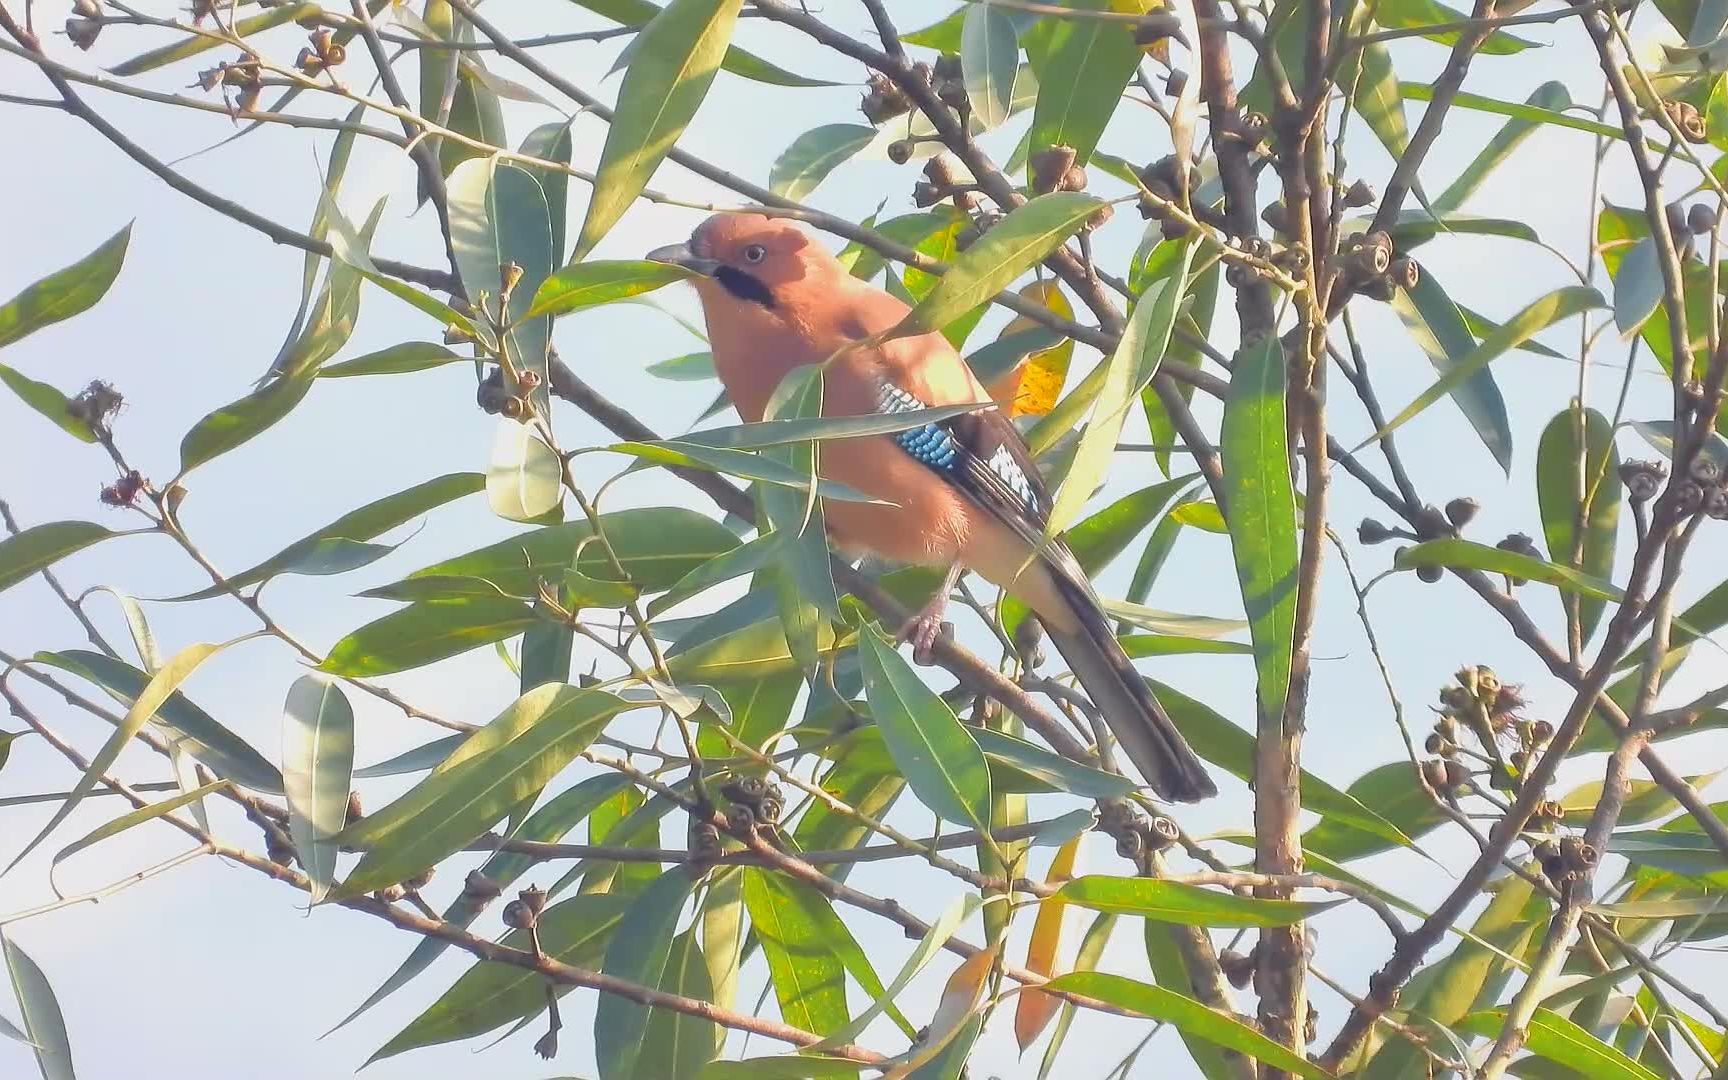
(1136, 155), (1215, 241)
(1098, 798), (1178, 873)
(914, 153), (980, 211)
(720, 775), (785, 836)
(67, 379), (123, 436)
(1671, 448), (1728, 520)
(1429, 665), (1550, 795)
(860, 71), (911, 124)
(296, 28), (347, 77)
(1340, 231), (1418, 301)
(193, 55), (264, 115)
(1663, 199), (1720, 260)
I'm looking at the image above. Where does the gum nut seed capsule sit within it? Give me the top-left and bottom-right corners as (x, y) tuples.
(1363, 276), (1397, 302)
(1061, 165), (1090, 193)
(1443, 760), (1470, 789)
(1667, 201), (1690, 239)
(1161, 216), (1192, 241)
(465, 870), (502, 900)
(1417, 563), (1444, 583)
(1689, 202), (1719, 234)
(1390, 257), (1420, 290)
(519, 885), (547, 914)
(1261, 202), (1292, 235)
(1688, 453), (1723, 485)
(887, 139), (916, 165)
(912, 180), (942, 208)
(501, 396), (527, 420)
(1420, 759), (1450, 790)
(1030, 145), (1078, 194)
(1445, 497), (1479, 527)
(1357, 518), (1392, 545)
(375, 884), (406, 903)
(502, 899), (535, 929)
(1343, 179), (1376, 208)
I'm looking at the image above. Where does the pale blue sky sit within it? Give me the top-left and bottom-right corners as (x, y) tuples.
(2, 2), (1724, 1077)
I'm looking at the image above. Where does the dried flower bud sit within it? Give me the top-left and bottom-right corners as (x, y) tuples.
(374, 884), (406, 904)
(1676, 479), (1707, 516)
(1619, 459), (1666, 501)
(72, 0), (100, 15)
(1444, 497), (1479, 528)
(860, 72), (911, 124)
(67, 379), (123, 430)
(463, 869), (503, 902)
(1358, 517), (1393, 545)
(1665, 100), (1708, 143)
(500, 261), (524, 299)
(1361, 275), (1397, 303)
(516, 369), (542, 394)
(911, 180), (943, 208)
(1706, 486), (1728, 519)
(1424, 732), (1448, 755)
(1443, 760), (1470, 790)
(1416, 562), (1444, 584)
(1420, 758), (1451, 792)
(1687, 453), (1724, 486)
(1689, 203), (1719, 235)
(65, 16), (102, 50)
(1031, 145), (1079, 195)
(518, 884), (547, 914)
(886, 139), (916, 166)
(1219, 949), (1255, 988)
(1261, 201), (1292, 236)
(1343, 179), (1377, 208)
(1389, 257), (1420, 291)
(502, 898), (536, 929)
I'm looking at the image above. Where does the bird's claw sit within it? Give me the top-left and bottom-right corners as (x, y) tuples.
(899, 609), (953, 666)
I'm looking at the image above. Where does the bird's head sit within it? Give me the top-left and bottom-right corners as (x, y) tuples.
(646, 212), (835, 315)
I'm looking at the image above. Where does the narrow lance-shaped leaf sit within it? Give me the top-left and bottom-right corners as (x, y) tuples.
(1044, 972), (1331, 1080)
(1458, 1009), (1662, 1080)
(594, 869), (699, 1080)
(857, 632), (992, 828)
(1220, 333), (1298, 720)
(0, 365), (96, 443)
(7, 636), (254, 875)
(1022, 0), (1138, 174)
(1057, 875), (1339, 927)
(1391, 267), (1514, 472)
(0, 522), (116, 598)
(49, 780), (227, 895)
(743, 870), (850, 1037)
(962, 1), (1019, 129)
(1537, 407), (1621, 643)
(486, 420), (563, 523)
(282, 676), (354, 904)
(1614, 236), (1665, 339)
(1046, 242), (1193, 539)
(0, 223), (130, 350)
(526, 260), (694, 321)
(769, 124), (877, 202)
(575, 0), (744, 258)
(1364, 286), (1606, 449)
(318, 342), (461, 379)
(1016, 835), (1081, 1049)
(1393, 538), (1624, 602)
(891, 192), (1103, 339)
(1435, 81), (1571, 214)
(756, 365), (838, 670)
(448, 158), (554, 394)
(2, 935), (76, 1080)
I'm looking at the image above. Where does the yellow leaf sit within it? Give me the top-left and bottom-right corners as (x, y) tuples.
(988, 281), (1075, 418)
(885, 946), (999, 1080)
(1014, 835), (1083, 1050)
(1170, 500), (1228, 533)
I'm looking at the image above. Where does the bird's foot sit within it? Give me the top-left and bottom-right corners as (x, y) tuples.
(898, 604), (953, 666)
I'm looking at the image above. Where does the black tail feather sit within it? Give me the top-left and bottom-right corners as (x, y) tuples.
(1043, 572), (1216, 803)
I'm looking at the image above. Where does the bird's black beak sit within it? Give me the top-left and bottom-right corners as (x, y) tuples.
(646, 242), (721, 276)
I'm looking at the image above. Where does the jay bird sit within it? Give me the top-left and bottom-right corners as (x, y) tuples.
(648, 212), (1216, 803)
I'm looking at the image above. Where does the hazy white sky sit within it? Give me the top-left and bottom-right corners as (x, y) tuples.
(2, 2), (1724, 1078)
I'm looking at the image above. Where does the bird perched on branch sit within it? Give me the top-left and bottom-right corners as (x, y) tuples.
(648, 213), (1216, 802)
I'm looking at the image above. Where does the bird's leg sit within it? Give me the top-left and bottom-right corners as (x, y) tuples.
(899, 562), (963, 665)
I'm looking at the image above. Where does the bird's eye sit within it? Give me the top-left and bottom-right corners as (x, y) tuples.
(742, 244), (767, 264)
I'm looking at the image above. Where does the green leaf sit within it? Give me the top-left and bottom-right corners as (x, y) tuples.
(8, 637), (249, 875)
(647, 350), (716, 381)
(370, 508), (737, 600)
(1057, 875), (1339, 927)
(0, 222), (128, 351)
(1436, 82), (1570, 214)
(575, 0), (743, 258)
(320, 597), (540, 678)
(108, 3), (314, 74)
(2, 935), (76, 1080)
(607, 440), (881, 502)
(178, 374), (317, 477)
(1150, 681), (1415, 849)
(1613, 236), (1665, 338)
(0, 365), (94, 442)
(1391, 267), (1514, 471)
(651, 532), (783, 618)
(1140, 918), (1232, 1080)
(340, 774), (629, 1030)
(1221, 333), (1298, 719)
(1339, 12), (1409, 160)
(1363, 872), (1544, 1079)
(1394, 538), (1624, 601)
(32, 650), (281, 792)
(702, 1057), (867, 1078)
(793, 752), (906, 878)
(356, 270), (477, 336)
(971, 728), (1135, 798)
(334, 685), (630, 897)
(566, 0), (830, 85)
(595, 868), (699, 1079)
(167, 473), (482, 600)
(756, 366), (838, 670)
(904, 5), (1038, 50)
(449, 158), (555, 391)
(1537, 407), (1621, 643)
(282, 676), (354, 903)
(1302, 760), (1447, 862)
(1459, 1010), (1662, 1080)
(1384, 210), (1540, 249)
(743, 870), (850, 1037)
(1402, 82), (1623, 138)
(1044, 972), (1331, 1079)
(50, 780), (226, 889)
(680, 403), (987, 451)
(769, 124), (877, 202)
(318, 342), (461, 378)
(1376, 0), (1538, 51)
(368, 893), (629, 1060)
(486, 421), (563, 523)
(526, 259), (694, 321)
(1023, 0), (1138, 173)
(962, 1), (1020, 129)
(0, 522), (115, 597)
(518, 120), (576, 265)
(1048, 243), (1193, 539)
(637, 931), (721, 1076)
(1365, 286), (1606, 449)
(858, 633), (991, 827)
(892, 192), (1104, 339)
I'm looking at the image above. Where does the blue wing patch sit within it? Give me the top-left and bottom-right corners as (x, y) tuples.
(876, 381), (1040, 516)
